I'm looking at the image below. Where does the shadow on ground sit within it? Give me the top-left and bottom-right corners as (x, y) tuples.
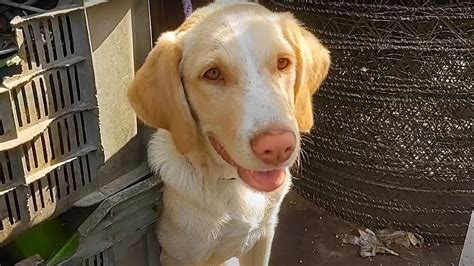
(270, 191), (462, 266)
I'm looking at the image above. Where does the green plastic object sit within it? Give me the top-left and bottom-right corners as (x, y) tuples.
(6, 218), (71, 262)
(46, 232), (80, 265)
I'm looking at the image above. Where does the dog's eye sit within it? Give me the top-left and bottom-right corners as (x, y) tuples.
(277, 58), (290, 70)
(204, 68), (221, 80)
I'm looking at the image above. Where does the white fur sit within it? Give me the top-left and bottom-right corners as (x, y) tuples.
(134, 1), (329, 265)
(181, 10), (301, 171)
(149, 130), (291, 265)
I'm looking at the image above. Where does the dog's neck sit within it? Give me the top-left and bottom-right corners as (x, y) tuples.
(148, 129), (238, 185)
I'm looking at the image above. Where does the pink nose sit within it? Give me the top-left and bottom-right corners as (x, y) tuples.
(251, 129), (296, 165)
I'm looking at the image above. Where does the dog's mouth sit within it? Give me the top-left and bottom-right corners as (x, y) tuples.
(209, 136), (287, 192)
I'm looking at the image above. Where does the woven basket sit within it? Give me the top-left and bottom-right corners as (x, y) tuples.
(261, 0), (473, 243)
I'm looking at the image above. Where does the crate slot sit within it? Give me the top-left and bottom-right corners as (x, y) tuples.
(48, 73), (59, 112)
(1, 190), (23, 227)
(72, 65), (81, 101)
(26, 153), (96, 215)
(31, 81), (41, 120)
(46, 19), (58, 61)
(22, 143), (32, 172)
(84, 154), (92, 183)
(28, 154), (96, 210)
(57, 16), (68, 58)
(38, 21), (51, 64)
(27, 24), (40, 69)
(0, 95), (16, 141)
(46, 126), (56, 161)
(57, 121), (65, 155)
(53, 170), (61, 200)
(65, 16), (75, 55)
(21, 27), (33, 70)
(40, 77), (50, 115)
(79, 112), (87, 144)
(29, 175), (47, 212)
(83, 250), (106, 266)
(21, 112), (95, 175)
(18, 13), (79, 71)
(0, 151), (14, 185)
(56, 72), (66, 109)
(64, 116), (72, 152)
(63, 161), (71, 195)
(46, 172), (54, 203)
(29, 183), (38, 212)
(57, 15), (75, 58)
(12, 87), (25, 128)
(7, 63), (92, 132)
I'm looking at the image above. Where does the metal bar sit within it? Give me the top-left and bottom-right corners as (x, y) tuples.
(0, 1), (45, 13)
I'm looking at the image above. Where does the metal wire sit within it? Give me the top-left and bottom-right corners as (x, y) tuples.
(261, 0), (474, 243)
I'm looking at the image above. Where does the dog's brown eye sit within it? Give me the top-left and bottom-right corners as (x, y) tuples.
(277, 58), (290, 70)
(204, 68), (221, 80)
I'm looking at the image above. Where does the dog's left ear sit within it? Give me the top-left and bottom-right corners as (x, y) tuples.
(279, 13), (331, 133)
(128, 32), (197, 154)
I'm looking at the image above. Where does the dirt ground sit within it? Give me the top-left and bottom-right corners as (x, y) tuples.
(270, 191), (463, 266)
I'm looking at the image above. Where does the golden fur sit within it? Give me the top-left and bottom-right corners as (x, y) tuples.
(128, 1), (330, 265)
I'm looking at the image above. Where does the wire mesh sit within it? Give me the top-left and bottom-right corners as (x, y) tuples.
(261, 0), (474, 243)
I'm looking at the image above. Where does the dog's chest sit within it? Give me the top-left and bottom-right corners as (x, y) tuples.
(212, 189), (268, 257)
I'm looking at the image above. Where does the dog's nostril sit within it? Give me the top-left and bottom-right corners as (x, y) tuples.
(251, 129), (296, 165)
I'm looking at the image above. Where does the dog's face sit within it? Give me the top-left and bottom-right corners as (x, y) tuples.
(128, 3), (330, 192)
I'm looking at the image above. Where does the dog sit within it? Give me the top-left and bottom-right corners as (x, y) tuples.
(128, 1), (330, 265)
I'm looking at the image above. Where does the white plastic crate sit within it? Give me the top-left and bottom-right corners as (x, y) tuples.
(58, 177), (161, 266)
(0, 0), (152, 245)
(0, 7), (102, 243)
(14, 177), (160, 266)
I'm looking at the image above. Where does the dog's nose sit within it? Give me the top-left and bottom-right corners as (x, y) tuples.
(251, 129), (296, 165)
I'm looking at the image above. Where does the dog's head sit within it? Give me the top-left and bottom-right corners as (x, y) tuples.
(128, 2), (330, 192)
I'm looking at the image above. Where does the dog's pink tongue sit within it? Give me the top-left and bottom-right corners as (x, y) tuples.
(237, 168), (286, 192)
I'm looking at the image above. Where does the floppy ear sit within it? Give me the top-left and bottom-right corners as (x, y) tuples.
(128, 31), (197, 154)
(280, 13), (331, 133)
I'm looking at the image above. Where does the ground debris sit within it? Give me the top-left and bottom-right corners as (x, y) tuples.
(340, 228), (424, 259)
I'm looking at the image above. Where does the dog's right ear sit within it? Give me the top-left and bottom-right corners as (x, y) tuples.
(128, 32), (197, 154)
(279, 13), (331, 133)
